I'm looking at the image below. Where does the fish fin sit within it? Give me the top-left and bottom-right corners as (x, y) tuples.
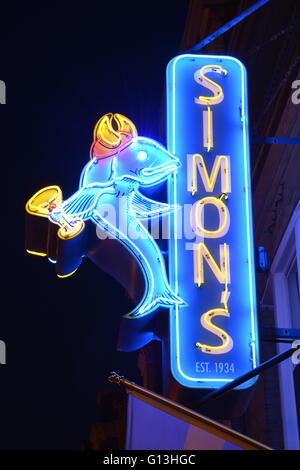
(131, 190), (177, 219)
(124, 288), (186, 319)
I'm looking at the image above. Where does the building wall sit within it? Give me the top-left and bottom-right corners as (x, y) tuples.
(249, 71), (300, 451)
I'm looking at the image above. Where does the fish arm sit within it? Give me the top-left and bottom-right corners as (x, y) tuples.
(131, 190), (177, 219)
(49, 184), (114, 225)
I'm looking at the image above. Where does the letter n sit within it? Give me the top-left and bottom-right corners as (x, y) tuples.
(193, 242), (230, 287)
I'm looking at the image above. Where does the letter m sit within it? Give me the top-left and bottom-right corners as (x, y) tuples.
(187, 154), (231, 195)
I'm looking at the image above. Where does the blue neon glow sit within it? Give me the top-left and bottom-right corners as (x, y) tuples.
(48, 118), (184, 318)
(167, 54), (259, 389)
(137, 150), (148, 161)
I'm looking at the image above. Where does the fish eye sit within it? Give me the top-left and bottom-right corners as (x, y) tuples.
(137, 151), (148, 161)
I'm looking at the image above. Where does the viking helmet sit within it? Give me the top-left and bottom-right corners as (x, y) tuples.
(90, 113), (137, 159)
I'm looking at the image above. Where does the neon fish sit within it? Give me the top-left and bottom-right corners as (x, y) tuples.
(48, 113), (184, 318)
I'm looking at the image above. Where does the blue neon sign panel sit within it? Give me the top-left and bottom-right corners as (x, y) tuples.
(167, 55), (259, 389)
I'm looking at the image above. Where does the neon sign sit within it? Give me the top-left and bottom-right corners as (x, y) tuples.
(26, 113), (184, 318)
(167, 55), (259, 389)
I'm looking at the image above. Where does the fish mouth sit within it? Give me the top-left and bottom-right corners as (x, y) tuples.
(141, 158), (181, 177)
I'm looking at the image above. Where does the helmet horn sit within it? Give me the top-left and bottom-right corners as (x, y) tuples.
(91, 113), (137, 158)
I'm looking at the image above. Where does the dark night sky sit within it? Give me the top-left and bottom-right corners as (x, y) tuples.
(0, 1), (188, 449)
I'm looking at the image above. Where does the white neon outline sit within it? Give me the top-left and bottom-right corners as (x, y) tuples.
(168, 54), (258, 386)
(137, 150), (148, 161)
(53, 187), (110, 220)
(130, 192), (175, 219)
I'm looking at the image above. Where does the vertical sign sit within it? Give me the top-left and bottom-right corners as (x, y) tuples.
(167, 55), (259, 389)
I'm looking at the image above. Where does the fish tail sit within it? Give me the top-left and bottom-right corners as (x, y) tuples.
(124, 287), (186, 319)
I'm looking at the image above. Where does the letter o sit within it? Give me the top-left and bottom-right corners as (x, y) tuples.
(191, 196), (230, 238)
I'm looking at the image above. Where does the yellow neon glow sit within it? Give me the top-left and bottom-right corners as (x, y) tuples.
(195, 251), (232, 354)
(92, 113), (137, 155)
(114, 113), (137, 138)
(220, 252), (230, 310)
(57, 268), (78, 279)
(194, 65), (227, 106)
(26, 250), (47, 257)
(192, 196), (230, 238)
(194, 65), (227, 153)
(26, 186), (62, 217)
(94, 113), (121, 148)
(187, 154), (231, 196)
(193, 242), (230, 287)
(196, 308), (233, 354)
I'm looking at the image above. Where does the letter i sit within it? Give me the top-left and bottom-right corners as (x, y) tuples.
(203, 106), (213, 151)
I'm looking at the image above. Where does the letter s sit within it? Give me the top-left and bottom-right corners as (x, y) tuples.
(194, 65), (227, 106)
(291, 80), (300, 105)
(196, 308), (233, 355)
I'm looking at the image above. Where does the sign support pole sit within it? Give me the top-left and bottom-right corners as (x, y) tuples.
(108, 372), (271, 450)
(186, 0), (271, 53)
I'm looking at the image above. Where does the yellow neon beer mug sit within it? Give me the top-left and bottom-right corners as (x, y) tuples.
(25, 186), (63, 257)
(26, 185), (85, 240)
(25, 185), (86, 277)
